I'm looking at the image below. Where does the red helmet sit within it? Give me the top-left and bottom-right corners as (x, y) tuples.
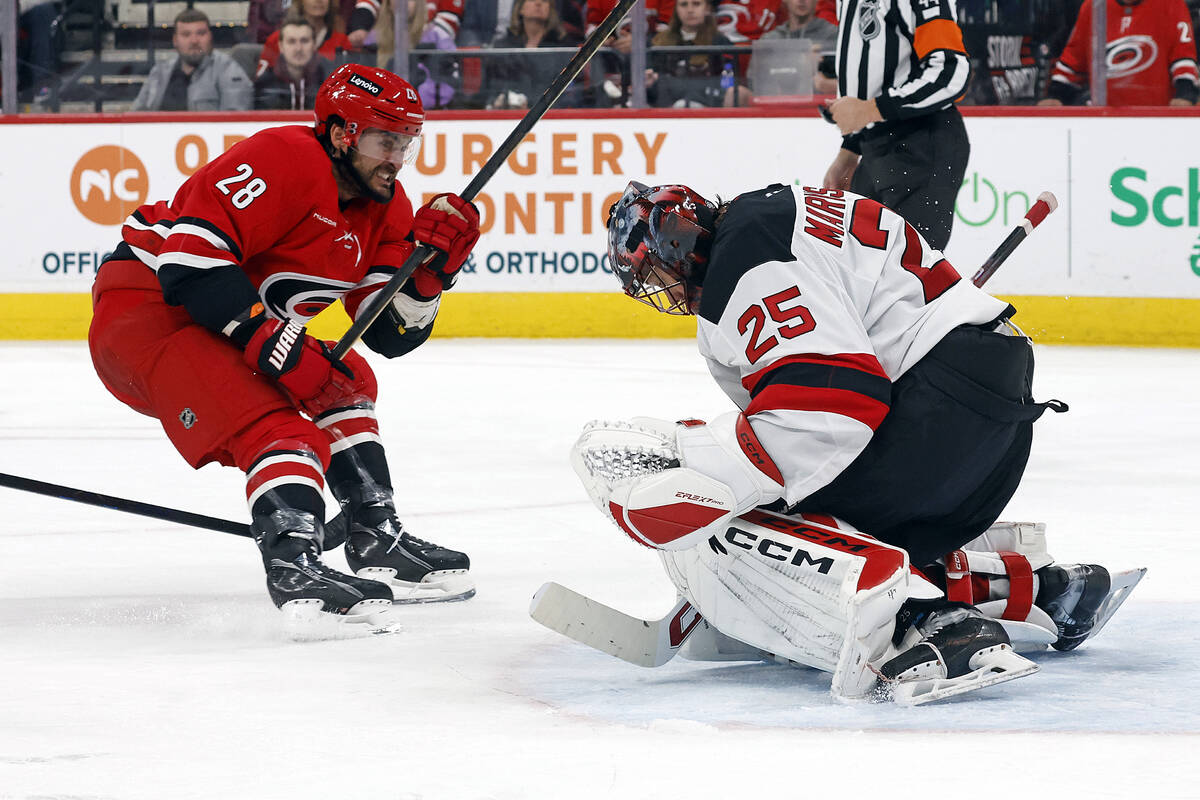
(606, 181), (717, 315)
(315, 64), (424, 162)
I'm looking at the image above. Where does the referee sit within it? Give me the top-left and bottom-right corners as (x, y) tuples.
(822, 0), (971, 251)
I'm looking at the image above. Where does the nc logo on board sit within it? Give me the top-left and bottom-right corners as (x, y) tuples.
(70, 145), (149, 226)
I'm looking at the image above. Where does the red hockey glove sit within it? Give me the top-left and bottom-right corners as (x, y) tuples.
(244, 319), (354, 408)
(411, 193), (480, 297)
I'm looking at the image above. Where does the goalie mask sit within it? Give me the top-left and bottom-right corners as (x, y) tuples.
(606, 181), (718, 315)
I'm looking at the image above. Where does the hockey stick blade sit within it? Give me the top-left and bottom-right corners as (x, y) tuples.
(529, 582), (703, 668)
(971, 191), (1058, 288)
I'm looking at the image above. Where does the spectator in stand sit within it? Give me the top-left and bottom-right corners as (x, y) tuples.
(254, 16), (333, 109)
(256, 0), (354, 79)
(345, 0), (461, 48)
(460, 1), (500, 46)
(133, 9), (253, 111)
(760, 0), (833, 48)
(487, 0), (585, 109)
(646, 0), (747, 107)
(246, 0), (289, 44)
(716, 0), (781, 43)
(559, 0), (587, 39)
(582, 1), (668, 106)
(374, 0), (459, 108)
(1038, 0), (1198, 107)
(754, 0), (837, 94)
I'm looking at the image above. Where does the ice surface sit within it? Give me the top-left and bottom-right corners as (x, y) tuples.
(1, 340), (1197, 800)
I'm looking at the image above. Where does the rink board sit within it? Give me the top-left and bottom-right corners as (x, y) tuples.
(1, 108), (1198, 345)
(4, 291), (1200, 347)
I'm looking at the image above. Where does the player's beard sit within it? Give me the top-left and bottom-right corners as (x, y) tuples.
(337, 150), (395, 204)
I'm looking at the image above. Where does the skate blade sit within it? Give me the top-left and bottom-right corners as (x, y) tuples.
(998, 619), (1058, 652)
(888, 645), (1039, 706)
(355, 567), (476, 605)
(1087, 567), (1146, 641)
(279, 598), (400, 641)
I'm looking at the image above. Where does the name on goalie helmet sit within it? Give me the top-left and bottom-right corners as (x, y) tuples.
(723, 526), (837, 573)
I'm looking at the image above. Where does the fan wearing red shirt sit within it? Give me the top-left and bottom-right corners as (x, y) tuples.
(1040, 0), (1199, 106)
(89, 65), (480, 631)
(256, 0), (355, 79)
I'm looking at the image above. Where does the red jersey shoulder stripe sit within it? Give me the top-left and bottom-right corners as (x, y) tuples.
(746, 384), (890, 431)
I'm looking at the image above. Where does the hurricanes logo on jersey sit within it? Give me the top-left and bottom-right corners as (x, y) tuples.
(1107, 36), (1159, 80)
(857, 0), (882, 41)
(260, 272), (357, 321)
(70, 145), (149, 226)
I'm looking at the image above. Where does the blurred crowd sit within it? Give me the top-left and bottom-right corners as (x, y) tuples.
(10, 0), (1200, 111)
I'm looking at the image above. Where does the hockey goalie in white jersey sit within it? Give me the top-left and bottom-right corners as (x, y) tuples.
(554, 181), (1143, 704)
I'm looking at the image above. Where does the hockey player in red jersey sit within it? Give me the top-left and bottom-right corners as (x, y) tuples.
(89, 64), (480, 632)
(572, 181), (1143, 702)
(1039, 0), (1199, 106)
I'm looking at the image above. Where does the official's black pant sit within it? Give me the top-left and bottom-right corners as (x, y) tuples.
(850, 107), (970, 252)
(792, 321), (1065, 567)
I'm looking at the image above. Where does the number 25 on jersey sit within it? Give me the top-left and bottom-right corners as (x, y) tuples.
(737, 286), (816, 364)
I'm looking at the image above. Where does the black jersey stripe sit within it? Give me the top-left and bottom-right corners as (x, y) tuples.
(175, 216), (244, 262)
(748, 361), (893, 407)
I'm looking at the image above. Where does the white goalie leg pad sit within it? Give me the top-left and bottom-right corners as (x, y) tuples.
(962, 521), (1054, 569)
(943, 522), (1058, 650)
(659, 509), (909, 700)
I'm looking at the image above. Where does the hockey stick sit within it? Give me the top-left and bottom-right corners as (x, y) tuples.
(971, 191), (1058, 288)
(529, 582), (703, 667)
(330, 0), (640, 360)
(0, 471), (252, 538)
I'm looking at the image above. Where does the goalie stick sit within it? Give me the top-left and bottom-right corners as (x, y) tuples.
(532, 196), (1063, 670)
(530, 583), (702, 667)
(971, 191), (1058, 288)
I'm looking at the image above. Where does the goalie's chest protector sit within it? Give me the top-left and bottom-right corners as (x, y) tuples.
(695, 184), (1009, 410)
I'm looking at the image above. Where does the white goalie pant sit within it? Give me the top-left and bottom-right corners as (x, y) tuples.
(657, 509), (927, 699)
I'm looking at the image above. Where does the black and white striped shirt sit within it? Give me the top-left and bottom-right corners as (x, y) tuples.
(835, 0), (971, 121)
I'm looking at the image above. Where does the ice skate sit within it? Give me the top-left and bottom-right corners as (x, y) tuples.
(254, 509), (396, 639)
(1035, 564), (1146, 651)
(267, 551), (397, 639)
(878, 605), (1038, 705)
(342, 504), (475, 604)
